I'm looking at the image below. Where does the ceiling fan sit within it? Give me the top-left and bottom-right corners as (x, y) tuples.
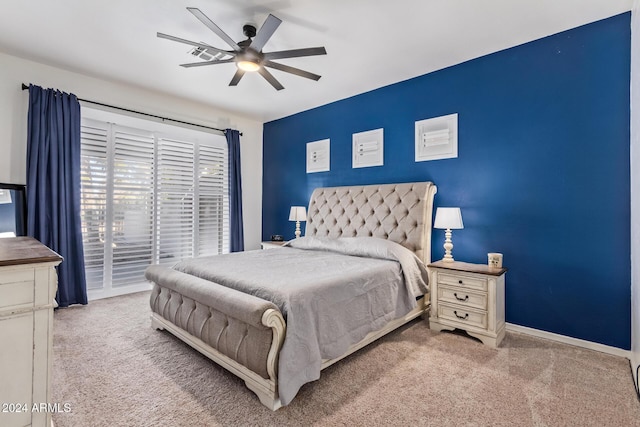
(158, 7), (327, 91)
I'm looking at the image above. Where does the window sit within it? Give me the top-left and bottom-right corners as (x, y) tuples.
(80, 110), (228, 299)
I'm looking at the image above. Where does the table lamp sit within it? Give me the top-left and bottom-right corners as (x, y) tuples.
(289, 206), (307, 239)
(434, 207), (464, 262)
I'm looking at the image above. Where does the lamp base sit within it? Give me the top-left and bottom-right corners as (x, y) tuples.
(442, 228), (455, 262)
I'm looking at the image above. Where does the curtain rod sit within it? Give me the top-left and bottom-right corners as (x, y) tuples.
(21, 83), (242, 136)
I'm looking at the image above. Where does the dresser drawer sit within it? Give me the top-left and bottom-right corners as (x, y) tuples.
(0, 270), (35, 310)
(439, 286), (487, 310)
(438, 272), (488, 292)
(438, 303), (487, 330)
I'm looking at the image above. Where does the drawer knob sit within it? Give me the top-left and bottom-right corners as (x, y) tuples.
(454, 310), (469, 320)
(458, 280), (463, 284)
(454, 293), (469, 302)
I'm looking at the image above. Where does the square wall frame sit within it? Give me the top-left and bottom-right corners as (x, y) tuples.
(353, 128), (384, 168)
(306, 139), (330, 173)
(415, 113), (458, 162)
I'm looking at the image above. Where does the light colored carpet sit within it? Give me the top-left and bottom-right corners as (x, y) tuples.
(52, 291), (640, 426)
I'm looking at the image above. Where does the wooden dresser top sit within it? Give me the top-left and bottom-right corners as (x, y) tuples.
(0, 237), (62, 267)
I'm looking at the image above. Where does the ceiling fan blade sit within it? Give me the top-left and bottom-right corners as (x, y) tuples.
(263, 60), (321, 81)
(263, 47), (327, 60)
(187, 7), (241, 51)
(180, 59), (236, 68)
(258, 67), (284, 90)
(250, 14), (282, 52)
(229, 69), (246, 86)
(157, 32), (235, 57)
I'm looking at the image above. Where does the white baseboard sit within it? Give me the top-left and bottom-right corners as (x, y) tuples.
(87, 282), (152, 301)
(506, 323), (630, 359)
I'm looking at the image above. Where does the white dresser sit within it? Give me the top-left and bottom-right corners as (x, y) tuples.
(428, 260), (507, 348)
(0, 237), (62, 427)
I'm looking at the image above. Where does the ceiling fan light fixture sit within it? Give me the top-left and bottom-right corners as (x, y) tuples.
(237, 60), (260, 72)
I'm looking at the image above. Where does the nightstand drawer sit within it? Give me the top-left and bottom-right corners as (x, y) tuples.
(439, 286), (487, 310)
(438, 272), (487, 292)
(438, 303), (487, 329)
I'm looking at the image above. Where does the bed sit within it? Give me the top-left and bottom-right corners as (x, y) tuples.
(145, 181), (437, 410)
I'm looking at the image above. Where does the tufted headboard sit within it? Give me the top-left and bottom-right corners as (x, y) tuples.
(305, 181), (437, 265)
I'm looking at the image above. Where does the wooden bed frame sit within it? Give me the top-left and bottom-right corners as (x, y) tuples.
(147, 181), (437, 410)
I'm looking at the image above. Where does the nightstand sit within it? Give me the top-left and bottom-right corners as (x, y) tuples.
(428, 260), (507, 347)
(261, 241), (287, 249)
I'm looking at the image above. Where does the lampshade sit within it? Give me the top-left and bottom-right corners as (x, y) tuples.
(434, 207), (463, 229)
(289, 206), (307, 222)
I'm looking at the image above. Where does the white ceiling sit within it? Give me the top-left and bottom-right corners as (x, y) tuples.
(0, 0), (633, 122)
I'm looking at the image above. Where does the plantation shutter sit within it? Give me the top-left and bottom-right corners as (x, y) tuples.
(156, 138), (195, 265)
(198, 143), (229, 256)
(111, 126), (155, 287)
(80, 119), (109, 290)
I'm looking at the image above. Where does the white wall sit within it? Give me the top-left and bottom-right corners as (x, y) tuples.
(631, 2), (640, 395)
(0, 51), (263, 250)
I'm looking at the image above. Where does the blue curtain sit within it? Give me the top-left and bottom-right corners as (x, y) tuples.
(27, 85), (88, 307)
(226, 129), (244, 252)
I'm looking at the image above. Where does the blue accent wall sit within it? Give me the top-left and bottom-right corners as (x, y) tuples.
(263, 13), (631, 349)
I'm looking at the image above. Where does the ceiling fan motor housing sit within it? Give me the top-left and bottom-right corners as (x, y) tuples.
(238, 49), (263, 65)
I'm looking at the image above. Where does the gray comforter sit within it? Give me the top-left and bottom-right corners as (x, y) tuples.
(172, 236), (429, 406)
